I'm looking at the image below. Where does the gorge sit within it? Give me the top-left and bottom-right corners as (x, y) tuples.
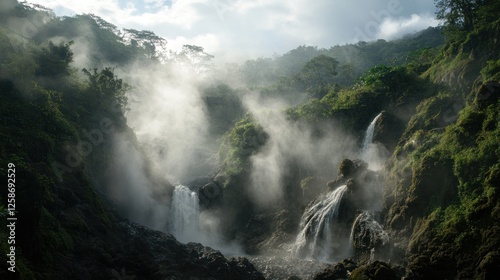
(1, 0), (500, 279)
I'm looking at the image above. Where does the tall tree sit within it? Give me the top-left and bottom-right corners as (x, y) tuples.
(82, 67), (129, 113)
(435, 0), (477, 32)
(435, 0), (500, 35)
(299, 54), (339, 98)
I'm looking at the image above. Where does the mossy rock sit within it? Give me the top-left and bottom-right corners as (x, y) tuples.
(373, 111), (406, 153)
(349, 261), (399, 280)
(474, 81), (500, 110)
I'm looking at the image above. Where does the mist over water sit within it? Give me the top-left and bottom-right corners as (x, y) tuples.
(67, 19), (388, 262)
(169, 185), (200, 243)
(124, 64), (218, 184)
(105, 133), (170, 231)
(119, 66), (247, 253)
(169, 185), (244, 255)
(244, 94), (358, 209)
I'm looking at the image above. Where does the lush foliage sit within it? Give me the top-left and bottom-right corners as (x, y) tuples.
(0, 2), (133, 277)
(218, 115), (268, 176)
(1, 0), (499, 278)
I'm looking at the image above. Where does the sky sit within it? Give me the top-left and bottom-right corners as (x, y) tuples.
(26, 0), (441, 62)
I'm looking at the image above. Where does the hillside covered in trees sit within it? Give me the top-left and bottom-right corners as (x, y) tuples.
(1, 0), (500, 279)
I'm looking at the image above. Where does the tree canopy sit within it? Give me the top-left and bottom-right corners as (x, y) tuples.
(435, 0), (500, 36)
(299, 54), (339, 98)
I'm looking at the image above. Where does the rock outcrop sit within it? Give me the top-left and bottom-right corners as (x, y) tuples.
(122, 222), (265, 280)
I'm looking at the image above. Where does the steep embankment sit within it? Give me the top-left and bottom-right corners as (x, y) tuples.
(382, 19), (500, 279)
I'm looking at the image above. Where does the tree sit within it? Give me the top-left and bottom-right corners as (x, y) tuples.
(299, 54), (339, 98)
(435, 0), (477, 33)
(175, 44), (214, 75)
(123, 28), (168, 61)
(35, 41), (73, 76)
(82, 67), (129, 113)
(435, 0), (500, 35)
(339, 63), (356, 85)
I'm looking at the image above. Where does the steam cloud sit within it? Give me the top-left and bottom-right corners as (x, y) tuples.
(243, 94), (359, 209)
(124, 63), (217, 184)
(105, 133), (170, 231)
(63, 19), (390, 258)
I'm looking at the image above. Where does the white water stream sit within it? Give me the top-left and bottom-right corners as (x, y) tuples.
(169, 185), (200, 243)
(294, 185), (348, 262)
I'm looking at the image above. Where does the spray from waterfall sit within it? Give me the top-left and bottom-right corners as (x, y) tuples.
(169, 185), (200, 243)
(168, 185), (244, 255)
(294, 185), (348, 262)
(349, 211), (389, 260)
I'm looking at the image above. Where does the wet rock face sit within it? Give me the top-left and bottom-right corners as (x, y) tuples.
(330, 158), (384, 214)
(240, 209), (300, 255)
(372, 111), (405, 154)
(198, 180), (224, 209)
(327, 159), (369, 191)
(312, 258), (358, 280)
(350, 212), (391, 262)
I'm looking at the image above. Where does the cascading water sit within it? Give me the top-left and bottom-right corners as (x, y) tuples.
(349, 211), (389, 260)
(361, 113), (384, 169)
(169, 185), (200, 243)
(294, 185), (348, 262)
(361, 113), (382, 158)
(168, 185), (244, 256)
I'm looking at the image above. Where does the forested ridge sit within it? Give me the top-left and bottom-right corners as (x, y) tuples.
(1, 0), (499, 279)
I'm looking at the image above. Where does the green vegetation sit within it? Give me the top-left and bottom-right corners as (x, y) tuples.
(219, 115), (268, 177)
(218, 1), (499, 278)
(238, 27), (445, 88)
(0, 2), (137, 278)
(1, 0), (499, 278)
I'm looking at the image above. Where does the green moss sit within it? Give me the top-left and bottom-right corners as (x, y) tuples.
(481, 59), (500, 81)
(219, 114), (268, 176)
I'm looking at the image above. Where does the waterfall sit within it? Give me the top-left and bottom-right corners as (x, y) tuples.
(349, 211), (388, 260)
(361, 113), (384, 169)
(361, 113), (382, 158)
(294, 185), (348, 262)
(169, 185), (200, 243)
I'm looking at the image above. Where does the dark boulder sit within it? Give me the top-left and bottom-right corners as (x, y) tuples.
(240, 209), (300, 255)
(328, 159), (369, 190)
(350, 212), (391, 262)
(198, 180), (224, 209)
(349, 261), (399, 280)
(122, 222), (265, 280)
(313, 258), (358, 280)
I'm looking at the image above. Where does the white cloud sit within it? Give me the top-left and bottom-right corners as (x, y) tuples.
(378, 13), (441, 40)
(167, 33), (219, 53)
(29, 0), (206, 28)
(27, 0), (440, 62)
